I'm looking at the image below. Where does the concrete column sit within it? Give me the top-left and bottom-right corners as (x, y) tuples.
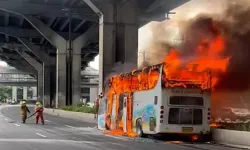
(12, 86), (17, 101)
(71, 29), (98, 106)
(44, 65), (50, 107)
(50, 65), (56, 107)
(37, 68), (44, 104)
(98, 1), (139, 92)
(18, 51), (44, 104)
(72, 50), (81, 106)
(31, 87), (37, 98)
(72, 41), (83, 106)
(20, 16), (97, 107)
(56, 44), (67, 108)
(23, 86), (28, 100)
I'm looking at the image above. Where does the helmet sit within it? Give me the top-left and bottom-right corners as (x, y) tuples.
(36, 102), (40, 105)
(22, 101), (26, 104)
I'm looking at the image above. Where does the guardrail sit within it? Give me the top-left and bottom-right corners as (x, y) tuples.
(212, 128), (250, 147)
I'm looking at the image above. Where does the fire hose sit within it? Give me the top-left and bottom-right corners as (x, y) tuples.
(26, 109), (42, 119)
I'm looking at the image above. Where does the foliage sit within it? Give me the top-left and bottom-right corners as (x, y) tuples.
(59, 104), (95, 114)
(0, 86), (12, 100)
(76, 102), (85, 107)
(222, 123), (250, 131)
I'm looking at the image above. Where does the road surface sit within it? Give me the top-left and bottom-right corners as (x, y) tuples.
(0, 105), (243, 150)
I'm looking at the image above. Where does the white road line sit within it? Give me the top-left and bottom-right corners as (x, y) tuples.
(45, 120), (50, 122)
(36, 133), (47, 138)
(5, 119), (8, 121)
(14, 124), (20, 127)
(65, 125), (75, 128)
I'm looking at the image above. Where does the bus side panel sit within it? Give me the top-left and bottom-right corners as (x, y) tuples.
(132, 89), (161, 134)
(132, 66), (163, 134)
(98, 97), (107, 130)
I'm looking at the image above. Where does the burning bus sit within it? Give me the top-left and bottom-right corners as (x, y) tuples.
(97, 61), (212, 140)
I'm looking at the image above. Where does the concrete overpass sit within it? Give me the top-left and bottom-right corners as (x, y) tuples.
(0, 66), (99, 104)
(0, 0), (189, 107)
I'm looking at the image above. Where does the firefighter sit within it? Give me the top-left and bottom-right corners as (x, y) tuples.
(34, 102), (44, 125)
(94, 96), (100, 120)
(20, 100), (30, 123)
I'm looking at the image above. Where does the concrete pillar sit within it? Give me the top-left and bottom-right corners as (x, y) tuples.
(37, 66), (44, 103)
(44, 65), (50, 107)
(18, 51), (44, 104)
(72, 43), (82, 106)
(72, 52), (81, 106)
(50, 65), (56, 107)
(56, 44), (67, 107)
(31, 87), (37, 98)
(71, 29), (98, 106)
(20, 16), (97, 107)
(12, 86), (17, 101)
(98, 1), (139, 92)
(23, 86), (28, 100)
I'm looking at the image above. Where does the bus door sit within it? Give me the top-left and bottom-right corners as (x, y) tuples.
(123, 96), (128, 133)
(110, 94), (117, 130)
(98, 97), (107, 130)
(127, 93), (133, 134)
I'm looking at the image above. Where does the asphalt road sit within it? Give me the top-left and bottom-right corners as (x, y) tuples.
(0, 105), (244, 150)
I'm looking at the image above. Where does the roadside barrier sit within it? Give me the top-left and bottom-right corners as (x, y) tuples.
(212, 128), (250, 147)
(44, 108), (96, 123)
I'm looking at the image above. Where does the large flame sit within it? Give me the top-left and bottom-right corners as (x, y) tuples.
(104, 28), (230, 137)
(163, 35), (230, 89)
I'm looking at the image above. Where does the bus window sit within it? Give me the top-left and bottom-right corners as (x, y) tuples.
(180, 108), (192, 124)
(169, 96), (204, 106)
(169, 108), (179, 124)
(193, 109), (203, 124)
(168, 108), (203, 125)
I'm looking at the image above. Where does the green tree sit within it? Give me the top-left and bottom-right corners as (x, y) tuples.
(0, 86), (12, 100)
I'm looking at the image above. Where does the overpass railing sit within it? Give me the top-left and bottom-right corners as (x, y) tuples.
(0, 78), (36, 82)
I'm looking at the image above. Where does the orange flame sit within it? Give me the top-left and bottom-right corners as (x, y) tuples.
(163, 35), (229, 89)
(103, 28), (230, 137)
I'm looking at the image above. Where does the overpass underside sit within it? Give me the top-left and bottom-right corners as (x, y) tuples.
(0, 0), (189, 108)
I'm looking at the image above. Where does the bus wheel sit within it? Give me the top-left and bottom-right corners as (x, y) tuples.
(136, 119), (145, 137)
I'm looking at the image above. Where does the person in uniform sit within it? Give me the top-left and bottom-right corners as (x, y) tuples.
(20, 100), (30, 123)
(94, 95), (100, 120)
(34, 102), (44, 125)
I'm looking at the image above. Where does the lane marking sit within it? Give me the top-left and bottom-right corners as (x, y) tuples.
(45, 120), (50, 122)
(14, 124), (20, 127)
(65, 125), (75, 128)
(4, 119), (8, 121)
(0, 138), (103, 143)
(36, 133), (47, 138)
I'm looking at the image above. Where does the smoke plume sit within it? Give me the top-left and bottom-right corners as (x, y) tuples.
(141, 0), (250, 91)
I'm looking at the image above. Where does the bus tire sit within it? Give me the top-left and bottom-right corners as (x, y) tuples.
(136, 119), (145, 137)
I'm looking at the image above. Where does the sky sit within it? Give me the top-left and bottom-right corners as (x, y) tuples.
(0, 0), (226, 70)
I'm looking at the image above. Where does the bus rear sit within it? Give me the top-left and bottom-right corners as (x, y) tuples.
(157, 64), (212, 140)
(158, 88), (211, 137)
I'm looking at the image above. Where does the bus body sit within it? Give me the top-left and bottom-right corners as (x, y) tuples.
(98, 63), (211, 138)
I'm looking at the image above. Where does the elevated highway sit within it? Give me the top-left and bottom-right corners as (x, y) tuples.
(0, 0), (190, 107)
